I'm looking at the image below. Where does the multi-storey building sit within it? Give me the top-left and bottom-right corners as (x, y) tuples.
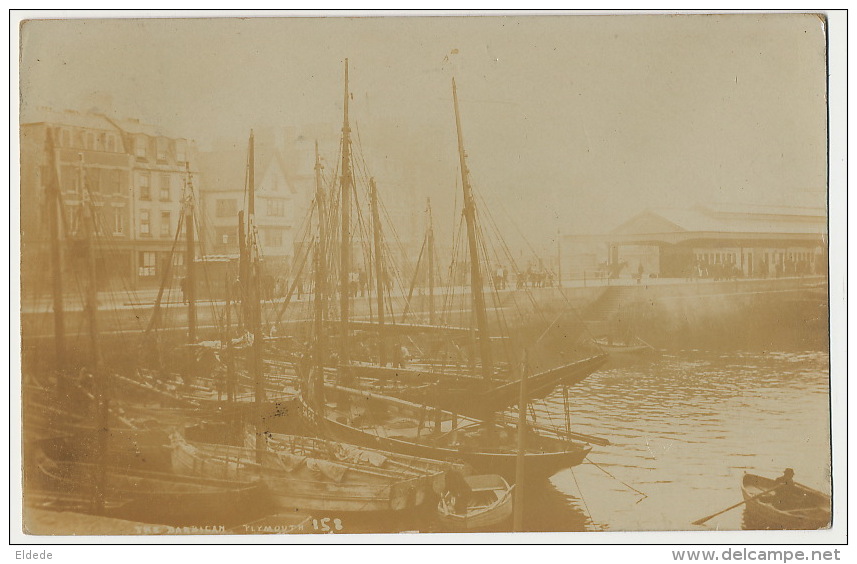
(197, 128), (305, 278)
(20, 109), (135, 293)
(105, 117), (198, 288)
(20, 108), (199, 292)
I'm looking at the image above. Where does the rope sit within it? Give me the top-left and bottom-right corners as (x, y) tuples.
(569, 467), (597, 527)
(585, 458), (648, 502)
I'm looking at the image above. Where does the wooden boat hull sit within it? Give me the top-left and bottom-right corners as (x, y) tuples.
(593, 339), (652, 354)
(346, 355), (606, 420)
(34, 429), (172, 473)
(301, 389), (591, 482)
(171, 434), (447, 514)
(34, 460), (266, 527)
(741, 473), (831, 530)
(437, 475), (514, 531)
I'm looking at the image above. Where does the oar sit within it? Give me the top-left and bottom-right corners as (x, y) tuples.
(692, 483), (785, 526)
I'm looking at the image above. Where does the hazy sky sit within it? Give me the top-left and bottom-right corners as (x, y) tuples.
(19, 13), (828, 248)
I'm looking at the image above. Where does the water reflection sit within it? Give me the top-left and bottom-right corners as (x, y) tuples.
(532, 349), (830, 531)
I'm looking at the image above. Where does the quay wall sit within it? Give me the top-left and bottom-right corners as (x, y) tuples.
(20, 276), (828, 371)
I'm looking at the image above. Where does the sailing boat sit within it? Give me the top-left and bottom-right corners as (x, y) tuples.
(167, 129), (455, 515)
(300, 65), (605, 481)
(24, 131), (266, 527)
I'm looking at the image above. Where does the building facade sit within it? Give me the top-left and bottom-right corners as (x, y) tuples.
(105, 116), (198, 288)
(197, 129), (305, 279)
(563, 203), (827, 280)
(20, 108), (199, 293)
(21, 110), (134, 293)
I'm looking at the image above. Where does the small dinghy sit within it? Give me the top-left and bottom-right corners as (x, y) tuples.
(437, 474), (514, 531)
(741, 473), (831, 530)
(592, 336), (653, 355)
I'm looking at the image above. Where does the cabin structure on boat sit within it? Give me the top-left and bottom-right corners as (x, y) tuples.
(562, 203), (827, 280)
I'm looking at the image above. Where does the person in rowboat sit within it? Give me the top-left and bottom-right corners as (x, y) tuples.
(771, 468), (802, 509)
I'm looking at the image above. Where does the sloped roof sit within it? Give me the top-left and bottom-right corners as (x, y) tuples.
(612, 205), (826, 236)
(703, 202), (826, 219)
(21, 107), (118, 132)
(197, 150), (247, 193)
(106, 116), (175, 138)
(198, 148), (297, 194)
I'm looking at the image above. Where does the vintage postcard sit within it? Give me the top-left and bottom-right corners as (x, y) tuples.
(12, 10), (844, 547)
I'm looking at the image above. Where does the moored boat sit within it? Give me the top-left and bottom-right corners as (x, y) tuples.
(33, 458), (267, 527)
(437, 474), (513, 531)
(302, 384), (592, 481)
(592, 337), (653, 355)
(170, 431), (450, 513)
(741, 473), (831, 530)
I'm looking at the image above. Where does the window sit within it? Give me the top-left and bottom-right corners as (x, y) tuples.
(140, 210), (151, 236)
(106, 134), (116, 152)
(159, 174), (171, 201)
(61, 129), (70, 148)
(157, 138), (168, 161)
(84, 167), (100, 193)
(113, 208), (125, 235)
(264, 228), (283, 247)
(267, 198), (285, 217)
(175, 139), (187, 163)
(60, 165), (79, 193)
(139, 251), (156, 277)
(139, 173), (151, 200)
(160, 211), (171, 237)
(135, 136), (147, 158)
(107, 169), (121, 194)
(85, 132), (94, 150)
(216, 199), (237, 218)
(216, 227), (236, 246)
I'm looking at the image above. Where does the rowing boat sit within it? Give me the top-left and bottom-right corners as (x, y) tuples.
(437, 474), (513, 531)
(592, 337), (653, 355)
(741, 473), (831, 530)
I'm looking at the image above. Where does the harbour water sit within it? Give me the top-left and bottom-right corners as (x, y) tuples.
(524, 348), (831, 532)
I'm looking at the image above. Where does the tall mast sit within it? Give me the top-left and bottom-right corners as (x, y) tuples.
(513, 350), (529, 531)
(248, 130), (256, 221)
(238, 210), (248, 330)
(313, 142), (327, 398)
(314, 141), (326, 275)
(246, 131), (266, 464)
(312, 236), (326, 402)
(339, 59), (353, 379)
(78, 153), (107, 514)
(224, 274), (235, 404)
(369, 178), (386, 365)
(426, 198), (436, 326)
(184, 163), (197, 343)
(452, 77), (494, 380)
(45, 129), (66, 387)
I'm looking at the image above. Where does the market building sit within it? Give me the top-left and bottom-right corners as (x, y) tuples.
(563, 203), (827, 280)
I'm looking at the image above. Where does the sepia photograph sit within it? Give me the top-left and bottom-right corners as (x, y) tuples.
(12, 10), (842, 545)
